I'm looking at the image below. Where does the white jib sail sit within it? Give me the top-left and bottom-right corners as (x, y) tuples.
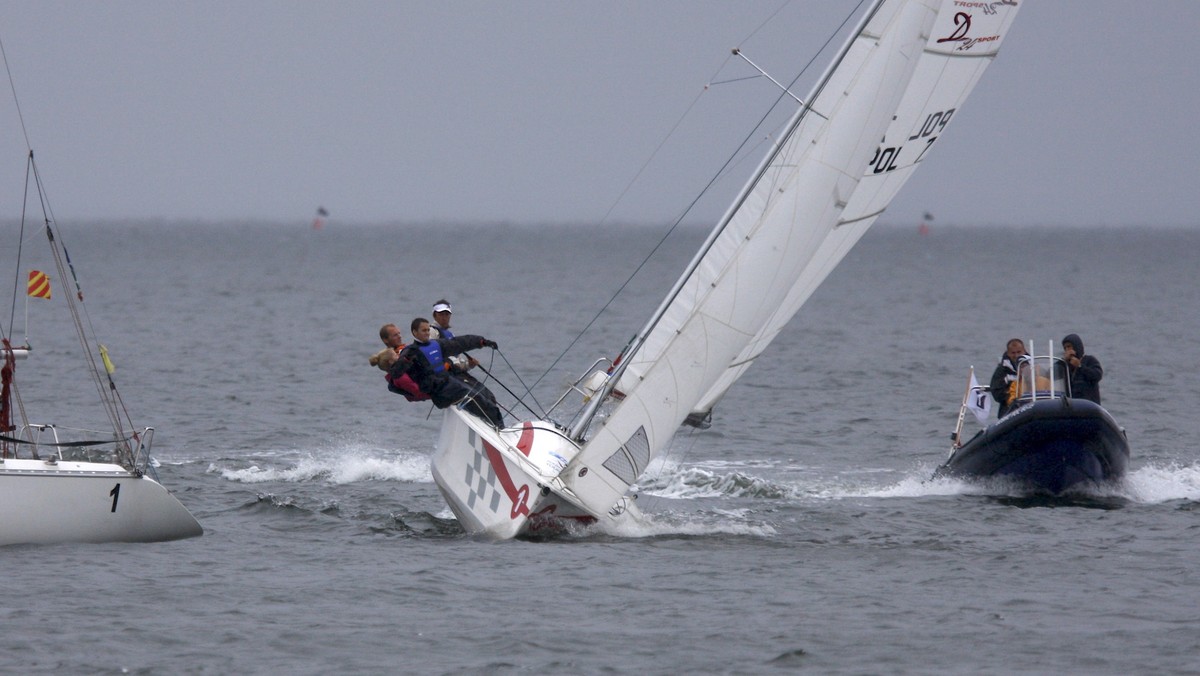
(690, 0), (1022, 418)
(559, 0), (1022, 516)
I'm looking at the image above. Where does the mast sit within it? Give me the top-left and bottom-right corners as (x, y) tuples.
(568, 0), (888, 441)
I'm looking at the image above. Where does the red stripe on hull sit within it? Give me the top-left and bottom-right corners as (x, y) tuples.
(483, 441), (531, 519)
(516, 422), (534, 456)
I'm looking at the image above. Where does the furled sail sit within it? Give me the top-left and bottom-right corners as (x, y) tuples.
(559, 0), (1022, 515)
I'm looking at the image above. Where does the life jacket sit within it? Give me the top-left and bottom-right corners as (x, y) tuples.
(435, 327), (476, 372)
(417, 341), (447, 374)
(386, 372), (429, 402)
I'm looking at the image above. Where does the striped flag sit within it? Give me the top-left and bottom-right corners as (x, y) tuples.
(27, 270), (51, 299)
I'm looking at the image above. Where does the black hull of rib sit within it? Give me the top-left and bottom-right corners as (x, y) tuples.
(936, 398), (1129, 494)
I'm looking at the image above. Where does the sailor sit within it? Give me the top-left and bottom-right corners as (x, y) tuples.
(429, 299), (478, 377)
(1062, 333), (1103, 405)
(388, 317), (504, 426)
(430, 300), (455, 339)
(989, 338), (1027, 417)
(370, 323), (429, 401)
(368, 323), (405, 372)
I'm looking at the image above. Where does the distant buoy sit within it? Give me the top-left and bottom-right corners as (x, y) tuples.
(312, 206), (329, 230)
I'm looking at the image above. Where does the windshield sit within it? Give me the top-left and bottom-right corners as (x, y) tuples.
(1015, 355), (1070, 401)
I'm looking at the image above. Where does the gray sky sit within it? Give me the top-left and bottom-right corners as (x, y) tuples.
(2, 1), (1197, 228)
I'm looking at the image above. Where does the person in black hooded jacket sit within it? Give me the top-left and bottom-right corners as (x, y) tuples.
(1062, 333), (1102, 405)
(388, 317), (504, 427)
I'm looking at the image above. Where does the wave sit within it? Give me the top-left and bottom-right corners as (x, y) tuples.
(1122, 461), (1200, 503)
(213, 449), (431, 485)
(635, 459), (1200, 506)
(820, 461), (1200, 504)
(237, 493), (466, 539)
(599, 508), (778, 539)
(639, 465), (794, 500)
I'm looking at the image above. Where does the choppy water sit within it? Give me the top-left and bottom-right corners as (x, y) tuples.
(3, 222), (1199, 674)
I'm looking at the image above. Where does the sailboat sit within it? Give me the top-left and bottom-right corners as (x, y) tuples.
(1, 55), (202, 546)
(429, 0), (1023, 538)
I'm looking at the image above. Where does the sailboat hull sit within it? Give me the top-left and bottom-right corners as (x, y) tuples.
(431, 409), (636, 538)
(418, 0), (1023, 535)
(936, 398), (1130, 494)
(0, 459), (202, 545)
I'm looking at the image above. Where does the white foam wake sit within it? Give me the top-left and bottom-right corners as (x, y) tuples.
(1122, 462), (1200, 503)
(215, 450), (432, 485)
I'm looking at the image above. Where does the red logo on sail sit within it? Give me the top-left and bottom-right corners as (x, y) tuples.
(937, 9), (1004, 51)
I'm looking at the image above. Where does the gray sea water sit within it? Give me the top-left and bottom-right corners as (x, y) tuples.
(3, 222), (1199, 674)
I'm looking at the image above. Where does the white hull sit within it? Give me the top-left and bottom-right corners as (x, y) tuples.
(430, 408), (639, 539)
(0, 459), (202, 546)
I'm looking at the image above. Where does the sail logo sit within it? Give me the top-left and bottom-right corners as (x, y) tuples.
(937, 11), (1004, 51)
(952, 0), (1017, 16)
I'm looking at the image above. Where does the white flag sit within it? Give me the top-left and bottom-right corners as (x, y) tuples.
(966, 371), (991, 423)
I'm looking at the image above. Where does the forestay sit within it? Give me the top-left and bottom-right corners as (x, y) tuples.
(559, 0), (1022, 516)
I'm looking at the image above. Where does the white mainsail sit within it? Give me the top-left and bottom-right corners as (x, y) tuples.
(559, 0), (1022, 515)
(690, 0), (1022, 419)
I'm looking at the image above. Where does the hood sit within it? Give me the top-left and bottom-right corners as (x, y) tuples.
(1062, 333), (1085, 356)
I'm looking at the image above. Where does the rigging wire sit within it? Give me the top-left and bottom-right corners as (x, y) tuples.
(523, 2), (802, 393)
(531, 0), (863, 399)
(0, 32), (141, 458)
(626, 0), (870, 488)
(0, 34), (32, 152)
(584, 1), (792, 235)
(489, 348), (547, 418)
(474, 350), (545, 421)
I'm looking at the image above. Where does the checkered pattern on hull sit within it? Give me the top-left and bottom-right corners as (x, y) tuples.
(463, 445), (503, 514)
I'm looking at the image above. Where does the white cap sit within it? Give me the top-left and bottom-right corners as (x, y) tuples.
(433, 302), (452, 314)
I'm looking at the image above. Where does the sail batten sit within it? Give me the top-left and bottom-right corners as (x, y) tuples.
(838, 206), (888, 227)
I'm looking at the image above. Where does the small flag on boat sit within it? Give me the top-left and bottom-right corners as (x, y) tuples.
(99, 344), (115, 374)
(27, 270), (51, 299)
(966, 371), (991, 423)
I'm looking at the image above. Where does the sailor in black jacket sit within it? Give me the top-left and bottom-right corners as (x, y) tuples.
(989, 338), (1027, 417)
(388, 318), (504, 426)
(1062, 333), (1102, 405)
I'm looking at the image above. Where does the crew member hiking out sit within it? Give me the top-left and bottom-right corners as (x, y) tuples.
(371, 323), (427, 401)
(387, 317), (504, 427)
